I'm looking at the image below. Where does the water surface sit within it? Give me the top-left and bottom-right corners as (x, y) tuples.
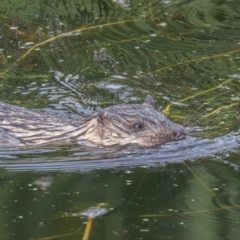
(1, 0), (240, 239)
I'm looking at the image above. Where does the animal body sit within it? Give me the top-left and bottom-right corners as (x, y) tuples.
(0, 95), (187, 147)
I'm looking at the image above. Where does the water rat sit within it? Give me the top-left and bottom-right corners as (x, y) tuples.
(0, 95), (187, 147)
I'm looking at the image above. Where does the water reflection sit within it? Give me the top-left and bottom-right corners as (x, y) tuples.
(1, 156), (240, 240)
(1, 0), (240, 239)
(0, 132), (239, 172)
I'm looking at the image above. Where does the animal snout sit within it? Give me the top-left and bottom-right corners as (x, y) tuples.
(173, 125), (188, 140)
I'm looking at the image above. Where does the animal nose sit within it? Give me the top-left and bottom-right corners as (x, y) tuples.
(173, 126), (188, 140)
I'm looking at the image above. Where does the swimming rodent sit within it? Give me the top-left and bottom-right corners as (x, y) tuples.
(0, 95), (187, 147)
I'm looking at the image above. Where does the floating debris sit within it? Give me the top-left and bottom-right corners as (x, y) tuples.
(9, 26), (19, 30)
(61, 32), (81, 37)
(229, 74), (240, 79)
(158, 22), (167, 27)
(80, 207), (108, 218)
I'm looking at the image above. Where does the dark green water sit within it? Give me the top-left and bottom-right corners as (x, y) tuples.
(1, 0), (240, 239)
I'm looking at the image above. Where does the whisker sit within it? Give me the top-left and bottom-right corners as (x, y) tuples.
(182, 90), (232, 128)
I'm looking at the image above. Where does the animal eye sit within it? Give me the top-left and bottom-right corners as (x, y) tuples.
(133, 123), (143, 129)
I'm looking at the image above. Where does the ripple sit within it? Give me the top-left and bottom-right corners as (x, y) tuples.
(0, 132), (240, 172)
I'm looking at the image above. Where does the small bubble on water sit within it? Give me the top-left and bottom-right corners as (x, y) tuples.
(39, 222), (44, 227)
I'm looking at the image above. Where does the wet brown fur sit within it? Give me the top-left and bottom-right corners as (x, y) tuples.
(0, 96), (187, 147)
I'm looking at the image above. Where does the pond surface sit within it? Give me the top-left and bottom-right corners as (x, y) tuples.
(1, 0), (240, 239)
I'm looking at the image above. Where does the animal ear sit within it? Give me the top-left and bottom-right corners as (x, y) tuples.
(97, 107), (109, 124)
(144, 95), (154, 107)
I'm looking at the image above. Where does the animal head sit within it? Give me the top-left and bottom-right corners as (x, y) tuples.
(90, 95), (187, 146)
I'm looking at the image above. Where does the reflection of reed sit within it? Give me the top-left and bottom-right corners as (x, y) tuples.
(39, 226), (83, 240)
(81, 203), (107, 240)
(138, 160), (239, 223)
(82, 217), (93, 240)
(4, 23), (43, 41)
(38, 203), (107, 240)
(163, 77), (234, 115)
(139, 204), (240, 218)
(0, 50), (7, 63)
(183, 161), (224, 208)
(17, 20), (141, 62)
(144, 50), (240, 76)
